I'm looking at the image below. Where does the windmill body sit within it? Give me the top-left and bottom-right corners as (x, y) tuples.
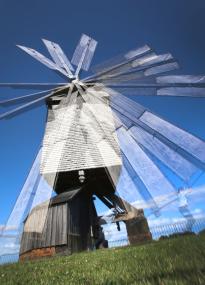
(1, 34), (205, 260)
(41, 83), (122, 191)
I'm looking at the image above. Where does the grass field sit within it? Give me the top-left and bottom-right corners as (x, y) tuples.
(0, 234), (205, 285)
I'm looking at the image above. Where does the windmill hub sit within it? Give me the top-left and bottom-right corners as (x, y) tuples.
(72, 79), (79, 84)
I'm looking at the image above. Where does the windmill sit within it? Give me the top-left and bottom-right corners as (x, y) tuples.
(1, 34), (205, 260)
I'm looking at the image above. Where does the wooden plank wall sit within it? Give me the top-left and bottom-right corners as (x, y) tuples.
(20, 203), (68, 254)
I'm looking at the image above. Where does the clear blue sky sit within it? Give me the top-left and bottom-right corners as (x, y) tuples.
(0, 0), (205, 225)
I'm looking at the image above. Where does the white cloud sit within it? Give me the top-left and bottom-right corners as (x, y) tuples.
(0, 225), (18, 231)
(103, 222), (127, 242)
(0, 238), (20, 256)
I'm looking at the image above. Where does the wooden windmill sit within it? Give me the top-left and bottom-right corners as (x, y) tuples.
(1, 34), (205, 260)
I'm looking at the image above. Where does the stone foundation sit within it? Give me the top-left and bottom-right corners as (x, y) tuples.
(125, 216), (152, 245)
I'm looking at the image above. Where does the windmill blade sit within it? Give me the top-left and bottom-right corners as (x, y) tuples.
(156, 75), (205, 97)
(0, 88), (57, 105)
(17, 45), (69, 78)
(108, 86), (147, 118)
(115, 102), (205, 171)
(1, 149), (54, 250)
(22, 175), (54, 234)
(93, 45), (151, 73)
(83, 50), (176, 85)
(98, 52), (158, 79)
(92, 62), (179, 85)
(20, 154), (59, 238)
(100, 81), (205, 97)
(42, 39), (74, 78)
(106, 84), (205, 97)
(118, 154), (160, 215)
(113, 109), (133, 129)
(132, 53), (173, 68)
(106, 84), (158, 96)
(71, 34), (91, 67)
(105, 82), (205, 88)
(73, 42), (89, 77)
(84, 53), (155, 83)
(82, 37), (97, 71)
(143, 62), (179, 77)
(115, 158), (144, 204)
(3, 150), (42, 234)
(157, 87), (205, 97)
(157, 75), (205, 84)
(84, 60), (179, 84)
(0, 91), (55, 119)
(90, 53), (174, 81)
(0, 83), (65, 90)
(86, 45), (152, 82)
(114, 110), (198, 181)
(139, 111), (205, 165)
(108, 88), (205, 171)
(116, 126), (177, 209)
(72, 34), (97, 76)
(128, 124), (198, 181)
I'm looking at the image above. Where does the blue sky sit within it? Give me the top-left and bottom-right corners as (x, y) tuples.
(0, 0), (205, 227)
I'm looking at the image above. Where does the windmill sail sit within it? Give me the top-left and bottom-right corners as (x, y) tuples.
(109, 88), (205, 169)
(0, 88), (56, 105)
(0, 91), (55, 119)
(90, 53), (175, 81)
(117, 127), (177, 208)
(157, 75), (205, 83)
(72, 34), (97, 76)
(17, 45), (69, 78)
(89, 44), (152, 80)
(0, 83), (65, 90)
(128, 125), (198, 181)
(42, 39), (74, 77)
(139, 111), (205, 164)
(0, 85), (68, 119)
(2, 150), (42, 236)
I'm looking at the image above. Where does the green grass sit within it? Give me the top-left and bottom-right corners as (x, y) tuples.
(0, 235), (205, 285)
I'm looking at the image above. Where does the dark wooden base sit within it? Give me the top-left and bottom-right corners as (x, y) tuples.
(19, 187), (96, 260)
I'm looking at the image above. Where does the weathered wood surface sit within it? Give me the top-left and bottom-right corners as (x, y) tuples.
(20, 187), (94, 257)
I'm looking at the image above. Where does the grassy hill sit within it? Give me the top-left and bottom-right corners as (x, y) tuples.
(0, 234), (205, 285)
